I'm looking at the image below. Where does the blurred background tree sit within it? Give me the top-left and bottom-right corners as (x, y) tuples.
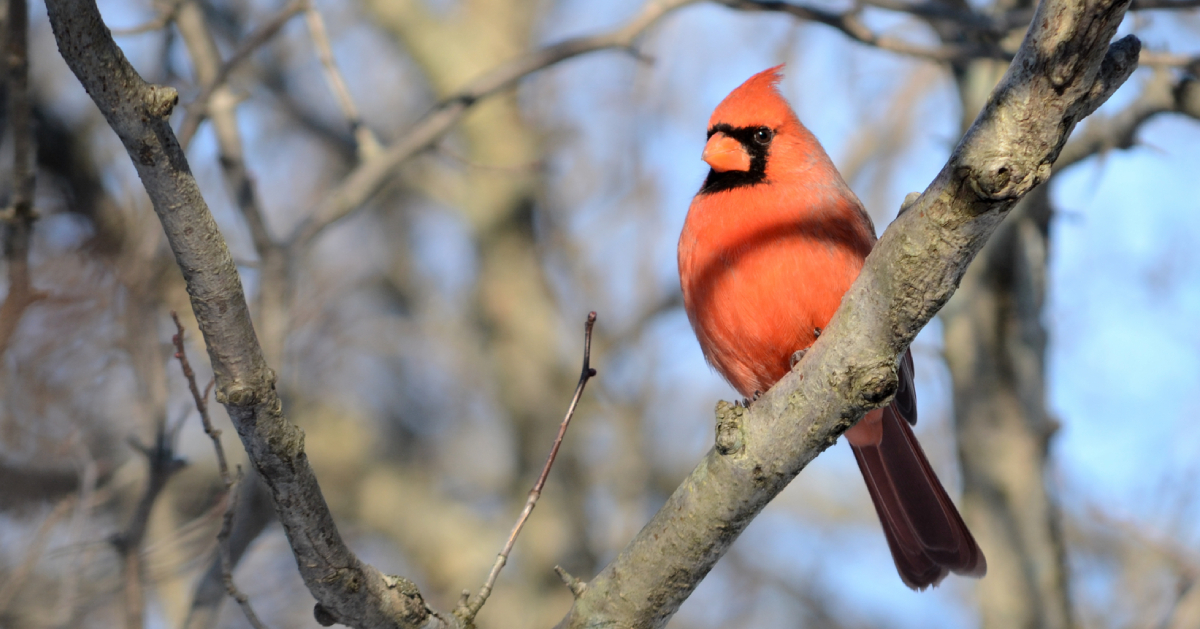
(0, 0), (1197, 627)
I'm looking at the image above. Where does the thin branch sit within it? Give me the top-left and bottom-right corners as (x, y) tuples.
(218, 472), (270, 629)
(304, 3), (383, 160)
(1057, 69), (1200, 171)
(289, 0), (1023, 248)
(172, 312), (267, 627)
(717, 0), (1010, 62)
(456, 312), (600, 624)
(858, 0), (1010, 31)
(177, 0), (307, 149)
(173, 10), (286, 624)
(289, 0), (704, 247)
(171, 311), (229, 484)
(0, 0), (45, 357)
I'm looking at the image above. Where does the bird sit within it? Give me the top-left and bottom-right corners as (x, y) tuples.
(677, 65), (986, 589)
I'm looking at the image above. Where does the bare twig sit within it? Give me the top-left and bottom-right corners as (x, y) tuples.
(218, 471), (270, 629)
(171, 311), (229, 484)
(289, 0), (1025, 248)
(717, 0), (1011, 62)
(172, 312), (267, 627)
(177, 0), (307, 149)
(173, 8), (287, 625)
(0, 0), (45, 357)
(1057, 69), (1200, 170)
(183, 472), (275, 629)
(289, 0), (704, 246)
(554, 565), (587, 598)
(304, 3), (383, 160)
(456, 312), (600, 624)
(858, 0), (1010, 31)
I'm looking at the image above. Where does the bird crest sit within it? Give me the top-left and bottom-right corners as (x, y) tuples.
(708, 65), (794, 131)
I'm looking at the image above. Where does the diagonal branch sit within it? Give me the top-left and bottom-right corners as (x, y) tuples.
(555, 0), (1139, 624)
(1056, 68), (1200, 170)
(456, 312), (599, 624)
(45, 2), (444, 628)
(717, 0), (1009, 61)
(288, 0), (1019, 248)
(176, 0), (307, 149)
(289, 0), (702, 247)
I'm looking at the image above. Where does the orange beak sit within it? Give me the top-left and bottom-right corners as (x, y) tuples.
(701, 132), (751, 173)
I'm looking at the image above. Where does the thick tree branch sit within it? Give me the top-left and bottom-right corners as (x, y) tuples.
(45, 2), (441, 628)
(555, 0), (1139, 625)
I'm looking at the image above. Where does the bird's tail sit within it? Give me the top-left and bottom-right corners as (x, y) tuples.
(845, 353), (986, 589)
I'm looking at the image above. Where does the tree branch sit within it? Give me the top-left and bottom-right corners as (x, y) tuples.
(289, 0), (1021, 248)
(456, 312), (599, 624)
(555, 0), (1139, 624)
(289, 0), (702, 246)
(176, 0), (306, 149)
(0, 0), (45, 357)
(45, 2), (442, 627)
(717, 0), (1010, 61)
(304, 3), (383, 160)
(1057, 68), (1200, 171)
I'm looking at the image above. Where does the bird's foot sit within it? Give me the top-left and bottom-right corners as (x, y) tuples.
(789, 349), (807, 369)
(790, 330), (822, 369)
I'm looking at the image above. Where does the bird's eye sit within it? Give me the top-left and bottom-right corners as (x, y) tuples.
(753, 127), (773, 145)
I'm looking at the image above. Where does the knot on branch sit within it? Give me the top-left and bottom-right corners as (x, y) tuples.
(964, 160), (1052, 203)
(714, 400), (745, 455)
(217, 383), (258, 406)
(143, 84), (179, 118)
(844, 360), (898, 408)
(214, 368), (277, 407)
(384, 574), (430, 626)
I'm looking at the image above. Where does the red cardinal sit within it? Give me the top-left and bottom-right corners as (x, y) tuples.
(678, 66), (986, 589)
